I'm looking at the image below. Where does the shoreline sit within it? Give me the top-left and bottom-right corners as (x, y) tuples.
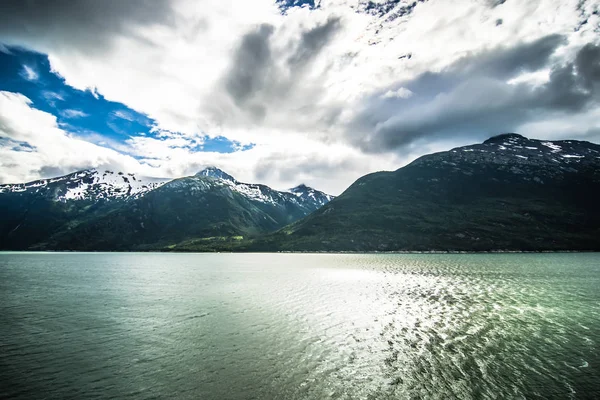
(1, 250), (598, 254)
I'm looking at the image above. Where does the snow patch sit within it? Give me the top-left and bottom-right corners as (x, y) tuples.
(541, 142), (562, 153)
(223, 180), (277, 204)
(561, 154), (584, 159)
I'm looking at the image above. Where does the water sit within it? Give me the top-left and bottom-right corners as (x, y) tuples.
(0, 253), (599, 399)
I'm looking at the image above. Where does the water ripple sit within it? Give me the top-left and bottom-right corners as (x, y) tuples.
(0, 252), (599, 399)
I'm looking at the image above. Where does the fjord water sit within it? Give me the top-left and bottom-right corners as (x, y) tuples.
(1, 253), (598, 399)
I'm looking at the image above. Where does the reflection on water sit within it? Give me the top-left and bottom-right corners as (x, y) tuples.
(0, 253), (599, 399)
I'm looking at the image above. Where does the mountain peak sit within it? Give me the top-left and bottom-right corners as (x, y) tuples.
(196, 166), (236, 182)
(290, 183), (310, 192)
(288, 183), (335, 206)
(483, 133), (527, 144)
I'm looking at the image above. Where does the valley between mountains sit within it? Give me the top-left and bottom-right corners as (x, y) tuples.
(1, 134), (599, 252)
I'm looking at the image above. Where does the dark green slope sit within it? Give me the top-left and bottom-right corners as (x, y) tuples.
(256, 134), (600, 251)
(0, 192), (122, 250)
(34, 175), (322, 251)
(0, 169), (167, 250)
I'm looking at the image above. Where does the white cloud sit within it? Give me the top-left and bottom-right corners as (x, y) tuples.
(41, 91), (64, 101)
(60, 109), (89, 118)
(382, 87), (413, 99)
(0, 90), (400, 193)
(121, 128), (402, 194)
(507, 69), (551, 86)
(112, 110), (135, 121)
(0, 91), (144, 183)
(40, 90), (65, 107)
(36, 1), (599, 128)
(20, 64), (38, 81)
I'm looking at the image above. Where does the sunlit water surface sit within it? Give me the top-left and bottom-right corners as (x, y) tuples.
(1, 253), (598, 399)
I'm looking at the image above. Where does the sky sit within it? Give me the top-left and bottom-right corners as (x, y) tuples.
(1, 0), (600, 194)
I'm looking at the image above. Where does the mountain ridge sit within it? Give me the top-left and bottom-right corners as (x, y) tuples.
(1, 134), (599, 252)
(0, 169), (170, 201)
(0, 167), (334, 250)
(251, 134), (600, 252)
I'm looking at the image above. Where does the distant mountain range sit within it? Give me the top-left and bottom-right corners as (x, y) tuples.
(1, 134), (599, 252)
(255, 134), (600, 252)
(0, 167), (333, 250)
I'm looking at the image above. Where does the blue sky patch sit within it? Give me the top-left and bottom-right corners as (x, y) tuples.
(203, 136), (254, 152)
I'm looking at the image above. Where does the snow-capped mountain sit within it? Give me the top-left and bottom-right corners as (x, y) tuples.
(0, 166), (334, 250)
(188, 167), (335, 212)
(0, 166), (335, 210)
(410, 133), (600, 183)
(0, 169), (170, 201)
(288, 184), (334, 208)
(195, 166), (236, 182)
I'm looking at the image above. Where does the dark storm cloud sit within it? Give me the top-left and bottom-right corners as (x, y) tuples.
(348, 35), (600, 152)
(225, 24), (275, 106)
(455, 34), (566, 79)
(219, 18), (342, 124)
(489, 0), (507, 7)
(575, 43), (600, 87)
(287, 17), (341, 68)
(0, 0), (174, 52)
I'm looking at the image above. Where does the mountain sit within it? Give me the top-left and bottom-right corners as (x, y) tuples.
(0, 169), (169, 201)
(288, 184), (334, 209)
(4, 135), (599, 253)
(256, 134), (600, 252)
(0, 169), (171, 250)
(196, 166), (236, 182)
(0, 167), (333, 250)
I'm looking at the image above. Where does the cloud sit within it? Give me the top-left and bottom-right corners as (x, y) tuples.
(20, 65), (38, 81)
(112, 110), (136, 122)
(212, 15), (343, 129)
(381, 87), (413, 99)
(0, 0), (174, 53)
(347, 35), (600, 152)
(286, 16), (341, 68)
(489, 0), (507, 8)
(60, 109), (88, 119)
(0, 91), (143, 183)
(41, 91), (64, 101)
(0, 90), (388, 194)
(40, 90), (65, 108)
(225, 24), (275, 109)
